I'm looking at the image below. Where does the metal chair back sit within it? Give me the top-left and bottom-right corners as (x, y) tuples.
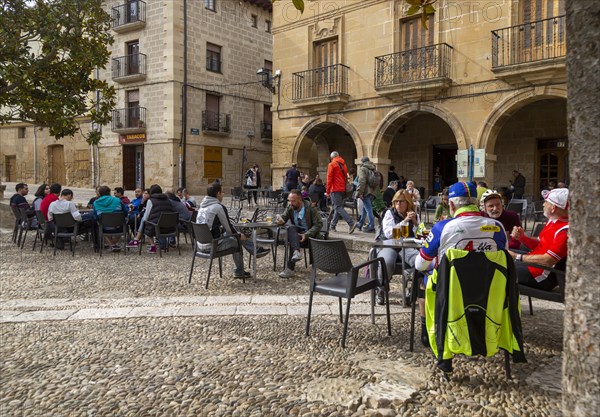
(52, 212), (79, 256)
(98, 211), (128, 257)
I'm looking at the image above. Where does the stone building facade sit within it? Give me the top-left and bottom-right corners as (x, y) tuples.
(271, 0), (567, 197)
(1, 0), (274, 193)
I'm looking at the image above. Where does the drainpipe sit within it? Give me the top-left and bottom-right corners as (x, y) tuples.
(33, 125), (38, 183)
(179, 0), (188, 188)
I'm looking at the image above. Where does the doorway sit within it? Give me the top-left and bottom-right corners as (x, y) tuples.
(48, 145), (65, 184)
(433, 144), (458, 192)
(4, 155), (17, 182)
(537, 138), (568, 192)
(123, 145), (144, 189)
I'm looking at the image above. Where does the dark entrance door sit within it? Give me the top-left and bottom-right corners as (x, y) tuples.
(433, 144), (458, 192)
(123, 145), (144, 189)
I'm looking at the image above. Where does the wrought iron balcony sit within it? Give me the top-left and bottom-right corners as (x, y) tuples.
(291, 64), (350, 112)
(111, 53), (147, 83)
(202, 111), (231, 134)
(112, 1), (146, 33)
(374, 43), (452, 101)
(111, 107), (147, 133)
(260, 121), (272, 140)
(491, 15), (566, 85)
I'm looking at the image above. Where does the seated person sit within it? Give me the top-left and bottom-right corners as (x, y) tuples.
(277, 189), (323, 279)
(87, 186), (100, 209)
(94, 185), (128, 251)
(480, 189), (522, 250)
(307, 177), (327, 211)
(509, 188), (569, 291)
(182, 188), (197, 209)
(10, 182), (35, 219)
(196, 182), (268, 279)
(434, 192), (450, 222)
(126, 184), (175, 254)
(382, 180), (398, 208)
(375, 189), (421, 305)
(114, 187), (131, 205)
(32, 183), (50, 212)
(405, 180), (421, 203)
(48, 189), (94, 249)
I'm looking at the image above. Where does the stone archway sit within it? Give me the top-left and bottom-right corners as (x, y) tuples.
(478, 86), (567, 195)
(372, 103), (468, 159)
(372, 103), (467, 196)
(477, 85), (568, 153)
(292, 115), (363, 177)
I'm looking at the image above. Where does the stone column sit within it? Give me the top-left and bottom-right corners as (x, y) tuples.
(562, 1), (600, 416)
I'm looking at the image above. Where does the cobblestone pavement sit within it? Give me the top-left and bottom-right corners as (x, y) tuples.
(0, 227), (565, 417)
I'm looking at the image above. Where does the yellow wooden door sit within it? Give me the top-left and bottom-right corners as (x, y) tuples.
(49, 145), (66, 184)
(204, 146), (222, 183)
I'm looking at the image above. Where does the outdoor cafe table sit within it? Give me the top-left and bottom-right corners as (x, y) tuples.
(369, 238), (424, 351)
(234, 221), (282, 281)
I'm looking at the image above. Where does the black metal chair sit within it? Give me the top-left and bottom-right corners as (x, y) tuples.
(180, 210), (198, 245)
(10, 205), (21, 244)
(517, 258), (566, 315)
(12, 207), (36, 249)
(267, 189), (282, 207)
(51, 213), (80, 257)
(32, 210), (48, 253)
(97, 212), (128, 257)
(231, 187), (248, 208)
(306, 238), (391, 348)
(189, 222), (244, 289)
(342, 197), (358, 220)
(142, 212), (180, 257)
(248, 207), (287, 271)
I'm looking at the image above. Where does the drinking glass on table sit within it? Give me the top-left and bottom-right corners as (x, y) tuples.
(392, 226), (401, 240)
(265, 215), (273, 223)
(400, 221), (410, 238)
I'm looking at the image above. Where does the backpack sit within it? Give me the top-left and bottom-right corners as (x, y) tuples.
(367, 169), (380, 189)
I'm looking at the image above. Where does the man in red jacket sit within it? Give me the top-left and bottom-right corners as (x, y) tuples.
(326, 151), (356, 233)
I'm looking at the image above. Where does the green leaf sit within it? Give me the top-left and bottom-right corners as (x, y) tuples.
(407, 5), (421, 16)
(424, 4), (436, 15)
(292, 0), (304, 13)
(421, 10), (429, 29)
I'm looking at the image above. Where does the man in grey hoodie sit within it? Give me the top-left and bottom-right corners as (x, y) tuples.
(196, 182), (268, 279)
(356, 156), (378, 232)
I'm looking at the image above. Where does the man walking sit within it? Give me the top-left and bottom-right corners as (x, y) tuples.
(326, 151), (356, 233)
(284, 163), (301, 192)
(355, 156), (378, 232)
(277, 190), (323, 278)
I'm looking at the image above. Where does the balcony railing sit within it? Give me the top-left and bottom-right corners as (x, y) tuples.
(111, 53), (147, 81)
(292, 64), (349, 100)
(202, 111), (231, 133)
(111, 107), (147, 132)
(492, 15), (566, 68)
(260, 121), (272, 140)
(112, 1), (146, 31)
(374, 43), (452, 88)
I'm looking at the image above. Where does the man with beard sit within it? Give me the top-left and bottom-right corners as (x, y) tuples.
(480, 189), (522, 249)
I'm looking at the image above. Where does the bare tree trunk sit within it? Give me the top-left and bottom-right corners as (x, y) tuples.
(563, 1), (600, 416)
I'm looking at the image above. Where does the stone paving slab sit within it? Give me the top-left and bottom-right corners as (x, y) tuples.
(236, 305), (288, 315)
(0, 310), (26, 322)
(177, 305), (237, 316)
(127, 306), (182, 318)
(68, 307), (134, 320)
(286, 304), (332, 316)
(8, 309), (77, 322)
